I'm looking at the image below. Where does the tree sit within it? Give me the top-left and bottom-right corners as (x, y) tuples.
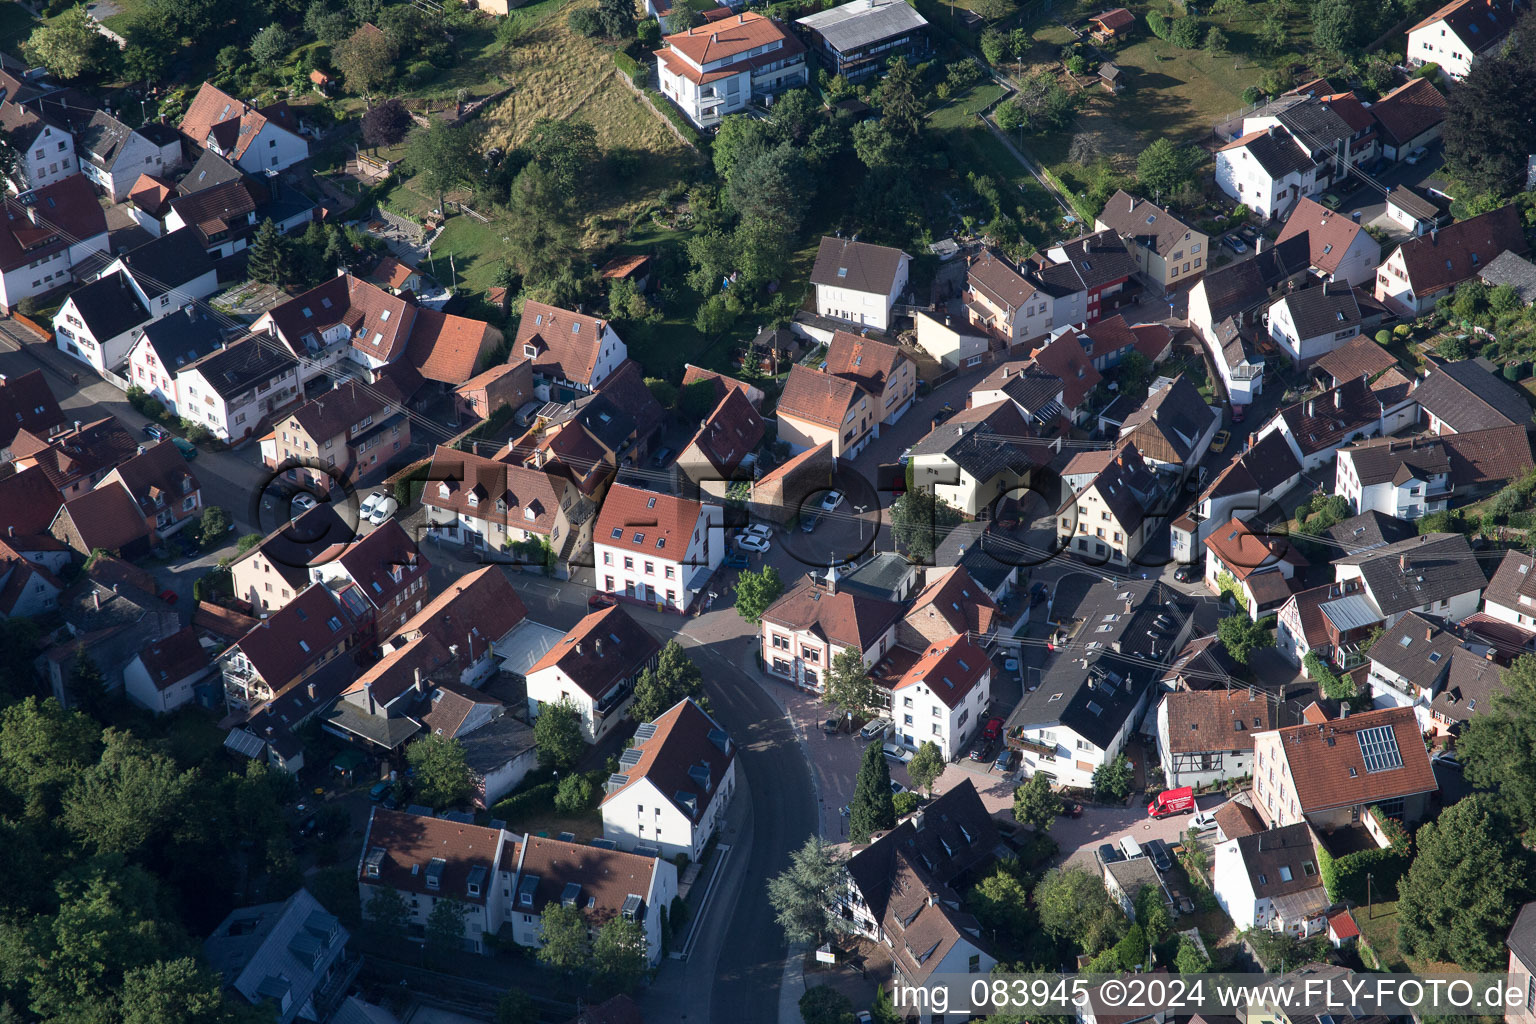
(877, 57), (928, 148)
(1217, 613), (1273, 665)
(734, 565), (784, 625)
(800, 986), (856, 1024)
(1169, 16), (1201, 48)
(523, 119), (600, 197)
(537, 902), (592, 974)
(497, 991), (535, 1024)
(306, 1), (353, 44)
(362, 98), (412, 149)
(534, 698), (584, 770)
(364, 887), (411, 938)
(1212, 0), (1247, 21)
(62, 729), (196, 858)
(23, 7), (113, 80)
(1459, 655), (1536, 830)
(968, 868), (1035, 949)
(1305, 652), (1357, 701)
(336, 24), (396, 101)
(1137, 138), (1197, 201)
(405, 733), (473, 808)
(907, 741), (946, 794)
(0, 697), (99, 816)
(408, 119), (476, 214)
(198, 506), (229, 547)
(1033, 867), (1124, 955)
(1134, 885), (1171, 944)
(767, 835), (854, 945)
(823, 646), (876, 720)
(1013, 772), (1062, 832)
(120, 21), (173, 84)
(1175, 934), (1211, 973)
(1092, 753), (1133, 800)
(630, 640), (706, 721)
(554, 772), (595, 813)
(1398, 794), (1531, 969)
(1204, 26), (1229, 52)
(247, 219), (285, 285)
(425, 898), (469, 965)
(1442, 21), (1536, 195)
(596, 0), (637, 37)
(249, 23), (293, 65)
(973, 0), (1016, 18)
(848, 739), (897, 844)
(591, 916), (648, 996)
(119, 958), (225, 1024)
(890, 487), (962, 562)
(1312, 0), (1358, 56)
(71, 654), (111, 716)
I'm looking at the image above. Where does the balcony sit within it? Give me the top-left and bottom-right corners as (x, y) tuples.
(595, 683), (633, 717)
(1230, 363), (1262, 381)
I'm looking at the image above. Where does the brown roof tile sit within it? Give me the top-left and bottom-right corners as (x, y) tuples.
(1162, 689), (1275, 754)
(892, 634), (990, 709)
(683, 387), (765, 476)
(906, 566), (999, 639)
(52, 484), (151, 553)
(1275, 198), (1374, 277)
(0, 174), (107, 274)
(1394, 205), (1528, 299)
(101, 440), (199, 517)
(967, 248), (1037, 311)
(516, 834), (661, 927)
(0, 369), (63, 448)
(1369, 78), (1447, 147)
(1215, 799), (1266, 839)
(179, 81), (300, 159)
(809, 236), (909, 295)
(1204, 516), (1303, 581)
(1313, 335), (1399, 385)
(231, 583), (366, 690)
(395, 564), (530, 646)
(405, 308), (495, 385)
(682, 364), (763, 409)
(776, 363), (864, 428)
(825, 330), (910, 395)
(595, 483), (710, 559)
(602, 698), (734, 821)
(761, 579), (903, 650)
(263, 274), (416, 364)
(526, 605), (660, 699)
(136, 626), (210, 690)
(515, 301), (614, 388)
(1271, 706), (1437, 813)
(16, 417), (140, 493)
(362, 808), (509, 905)
(423, 445), (568, 536)
(1030, 330), (1103, 409)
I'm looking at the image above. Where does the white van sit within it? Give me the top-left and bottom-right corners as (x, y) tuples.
(1119, 836), (1144, 860)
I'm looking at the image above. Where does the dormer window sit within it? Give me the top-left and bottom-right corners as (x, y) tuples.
(467, 492), (479, 507)
(524, 344), (536, 358)
(438, 482), (451, 498)
(524, 507), (535, 521)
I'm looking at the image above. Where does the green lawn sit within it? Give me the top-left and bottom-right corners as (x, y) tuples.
(429, 217), (510, 295)
(99, 0), (154, 35)
(1355, 901), (1409, 971)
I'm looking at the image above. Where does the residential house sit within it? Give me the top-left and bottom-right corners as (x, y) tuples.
(404, 307), (504, 388)
(163, 168), (313, 259)
(825, 330), (916, 427)
(0, 72), (77, 191)
(1254, 372), (1419, 473)
(593, 484), (722, 613)
(204, 888), (352, 1024)
(1406, 0), (1520, 80)
(421, 446), (591, 565)
(934, 520), (1023, 604)
(1094, 190), (1209, 292)
(1312, 334), (1400, 389)
(1507, 902), (1536, 1024)
(1365, 611), (1463, 727)
(1332, 532), (1486, 628)
(1385, 184), (1451, 237)
(458, 713), (540, 808)
(1204, 515), (1304, 620)
(1117, 375), (1219, 479)
(309, 519), (431, 641)
(73, 110), (182, 201)
(1481, 249), (1536, 305)
(1428, 645), (1505, 735)
(524, 604), (661, 742)
(601, 698), (737, 861)
(775, 363), (876, 458)
(358, 809), (677, 962)
(1040, 229), (1138, 325)
(889, 634), (992, 758)
(1074, 314), (1174, 373)
(1004, 580), (1196, 788)
(499, 386), (646, 502)
(515, 301), (628, 400)
(794, 0), (929, 82)
(124, 306), (227, 417)
(748, 441), (836, 525)
(1161, 632), (1243, 692)
(1319, 510), (1417, 556)
(123, 627), (212, 714)
(1212, 822), (1328, 937)
(899, 566), (1000, 650)
(839, 552), (920, 604)
(1216, 127), (1323, 221)
(1222, 94), (1379, 217)
(390, 564), (532, 688)
(321, 633), (449, 754)
(1335, 435), (1451, 519)
(0, 537), (64, 618)
(12, 416), (139, 499)
(655, 12), (808, 128)
(681, 363), (766, 410)
(808, 237), (911, 331)
(52, 272), (150, 373)
(1369, 78), (1447, 159)
(676, 387), (765, 498)
(1276, 579), (1384, 672)
(219, 582), (368, 711)
(48, 485), (153, 559)
(260, 379), (411, 491)
(967, 361), (1067, 427)
(1170, 429), (1304, 564)
(0, 369), (63, 454)
(1057, 443), (1162, 566)
(963, 247), (1055, 347)
(254, 272), (417, 381)
(365, 256), (422, 294)
(1274, 197), (1382, 288)
(1250, 706), (1439, 829)
(175, 336), (302, 442)
(1374, 205), (1528, 315)
(760, 576), (903, 692)
(0, 466), (74, 562)
(42, 564), (179, 705)
(0, 174), (109, 313)
(454, 360), (534, 426)
(1029, 327), (1105, 424)
(1156, 688), (1275, 789)
(1412, 357), (1533, 434)
(908, 401), (1049, 517)
(93, 439), (202, 539)
(229, 503), (354, 616)
(178, 81), (308, 173)
(1188, 235), (1311, 403)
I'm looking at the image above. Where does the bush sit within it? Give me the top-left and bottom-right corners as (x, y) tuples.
(1374, 330), (1392, 345)
(1393, 323), (1412, 339)
(15, 296), (41, 318)
(645, 87), (705, 148)
(612, 50), (645, 87)
(893, 791), (919, 816)
(142, 398), (165, 420)
(1147, 10), (1170, 38)
(490, 779), (558, 822)
(1437, 335), (1471, 360)
(1242, 84), (1262, 105)
(1415, 61), (1440, 79)
(569, 8), (603, 36)
(1506, 360), (1528, 381)
(403, 61), (439, 87)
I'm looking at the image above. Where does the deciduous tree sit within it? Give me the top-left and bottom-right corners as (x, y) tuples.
(591, 916), (648, 996)
(1216, 614), (1273, 665)
(906, 741), (946, 794)
(23, 7), (114, 80)
(336, 24), (396, 101)
(823, 647), (875, 720)
(249, 23), (293, 65)
(800, 986), (856, 1024)
(1013, 771), (1062, 831)
(407, 119), (476, 214)
(425, 898), (469, 965)
(1033, 867), (1124, 955)
(734, 565), (785, 625)
(119, 958), (225, 1024)
(630, 640), (706, 721)
(362, 98), (412, 149)
(1459, 654), (1536, 830)
(537, 902), (592, 974)
(1092, 753), (1133, 800)
(533, 698), (584, 770)
(1136, 138), (1197, 201)
(405, 733), (474, 809)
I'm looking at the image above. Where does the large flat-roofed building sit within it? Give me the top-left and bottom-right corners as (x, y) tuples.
(795, 0), (929, 81)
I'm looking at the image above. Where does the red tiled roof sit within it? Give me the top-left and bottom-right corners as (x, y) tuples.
(128, 173), (175, 217)
(1162, 689), (1275, 754)
(762, 579), (904, 651)
(52, 484), (151, 553)
(1394, 205), (1528, 298)
(662, 11), (798, 67)
(231, 583), (365, 690)
(179, 82), (301, 159)
(1276, 198), (1371, 277)
(136, 626), (210, 690)
(1204, 516), (1304, 581)
(1030, 330), (1103, 408)
(395, 564), (529, 646)
(1273, 706), (1437, 813)
(775, 364), (863, 428)
(263, 274), (416, 364)
(906, 567), (998, 639)
(1313, 336), (1399, 385)
(406, 308), (495, 385)
(422, 445), (567, 536)
(286, 379), (397, 442)
(15, 417), (139, 493)
(968, 248), (1037, 312)
(101, 440), (199, 517)
(594, 483), (709, 559)
(1369, 78), (1446, 147)
(599, 254), (650, 280)
(367, 256), (418, 289)
(336, 519), (428, 614)
(682, 364), (762, 408)
(0, 369), (63, 448)
(824, 331), (910, 395)
(362, 808), (508, 905)
(0, 174), (107, 274)
(1092, 7), (1135, 30)
(343, 632), (454, 707)
(526, 605), (660, 699)
(1214, 799), (1266, 839)
(516, 834), (661, 927)
(683, 387), (764, 476)
(892, 634), (990, 709)
(602, 698), (734, 821)
(515, 301), (613, 388)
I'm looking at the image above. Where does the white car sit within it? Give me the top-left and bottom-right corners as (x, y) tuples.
(738, 533), (770, 553)
(820, 490), (844, 513)
(881, 741), (913, 763)
(290, 493), (317, 519)
(367, 495), (399, 525)
(1405, 146), (1429, 164)
(736, 524), (771, 543)
(889, 780), (907, 796)
(1191, 809), (1219, 832)
(358, 490), (386, 520)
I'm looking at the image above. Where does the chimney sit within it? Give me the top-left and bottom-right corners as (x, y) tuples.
(1426, 626), (1432, 641)
(5, 526), (10, 538)
(1400, 554), (1409, 572)
(576, 641), (583, 655)
(1306, 398), (1315, 417)
(1129, 194), (1136, 213)
(1334, 388), (1342, 409)
(367, 683), (376, 715)
(596, 637), (604, 657)
(73, 420), (80, 433)
(414, 667), (424, 694)
(307, 681), (317, 701)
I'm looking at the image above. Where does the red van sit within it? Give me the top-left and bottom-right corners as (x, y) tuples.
(1147, 786), (1195, 818)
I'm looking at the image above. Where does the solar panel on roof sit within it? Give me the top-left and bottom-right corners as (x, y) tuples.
(1357, 723), (1404, 773)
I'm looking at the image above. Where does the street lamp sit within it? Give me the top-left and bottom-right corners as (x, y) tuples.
(853, 503), (869, 543)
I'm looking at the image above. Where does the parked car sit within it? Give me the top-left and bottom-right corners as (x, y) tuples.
(993, 749), (1017, 772)
(1210, 429), (1232, 453)
(290, 493), (317, 519)
(1098, 843), (1125, 865)
(143, 423), (169, 440)
(738, 533), (770, 553)
(1232, 403), (1245, 423)
(1144, 837), (1174, 873)
(859, 718), (892, 741)
(158, 588), (179, 605)
(172, 437), (198, 460)
(1191, 808), (1219, 831)
(368, 780), (393, 803)
(982, 717), (1003, 741)
(820, 490), (844, 513)
(1174, 564), (1199, 583)
(738, 524), (772, 543)
(1321, 192), (1343, 210)
(800, 513), (821, 533)
(1030, 582), (1049, 605)
(724, 550), (750, 569)
(650, 447), (674, 468)
(1222, 234), (1247, 254)
(968, 741), (993, 762)
(1119, 836), (1144, 860)
(889, 780), (908, 796)
(359, 491), (384, 520)
(367, 495), (399, 525)
(822, 717), (841, 735)
(882, 741), (913, 763)
(1064, 801), (1084, 818)
(899, 446), (914, 466)
(1405, 146), (1429, 164)
(587, 592), (618, 610)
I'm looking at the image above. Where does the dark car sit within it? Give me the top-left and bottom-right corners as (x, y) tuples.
(368, 780), (393, 803)
(724, 550), (750, 569)
(1030, 582), (1049, 605)
(297, 816), (323, 840)
(1222, 234), (1247, 254)
(1144, 838), (1174, 873)
(143, 423), (169, 440)
(158, 588), (179, 605)
(969, 739), (994, 762)
(650, 447), (674, 468)
(800, 513), (821, 534)
(1098, 843), (1125, 865)
(1174, 564), (1198, 583)
(1065, 801), (1084, 818)
(993, 749), (1017, 772)
(822, 717), (841, 735)
(587, 592), (618, 610)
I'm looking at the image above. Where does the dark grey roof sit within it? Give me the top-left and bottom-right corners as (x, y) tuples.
(1412, 359), (1532, 432)
(323, 698), (423, 750)
(75, 110), (133, 171)
(843, 780), (998, 920)
(1508, 901), (1536, 970)
(1368, 611), (1459, 689)
(1050, 229), (1138, 290)
(66, 272), (149, 340)
(840, 552), (916, 602)
(1430, 645), (1504, 725)
(910, 400), (1044, 480)
(1385, 185), (1444, 223)
(809, 236), (908, 295)
(998, 368), (1065, 419)
(1278, 283), (1363, 342)
(183, 336), (297, 399)
(1241, 429), (1304, 492)
(1119, 375), (1216, 464)
(1337, 533), (1486, 616)
(1263, 94), (1356, 152)
(1480, 250), (1536, 305)
(138, 305), (226, 371)
(1236, 126), (1317, 180)
(1096, 190), (1196, 259)
(1320, 511), (1415, 556)
(796, 0), (928, 52)
(1080, 444), (1160, 534)
(116, 227), (215, 298)
(1097, 393), (1138, 426)
(137, 121), (181, 147)
(1233, 821), (1324, 900)
(1338, 434), (1449, 486)
(1198, 234), (1311, 323)
(457, 714), (537, 775)
(934, 521), (1013, 594)
(204, 888), (348, 1024)
(180, 148), (244, 195)
(1006, 578), (1196, 749)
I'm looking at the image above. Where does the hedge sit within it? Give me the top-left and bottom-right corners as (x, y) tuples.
(645, 86), (706, 149)
(1040, 165), (1098, 225)
(489, 777), (558, 823)
(612, 50), (646, 88)
(1318, 806), (1411, 903)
